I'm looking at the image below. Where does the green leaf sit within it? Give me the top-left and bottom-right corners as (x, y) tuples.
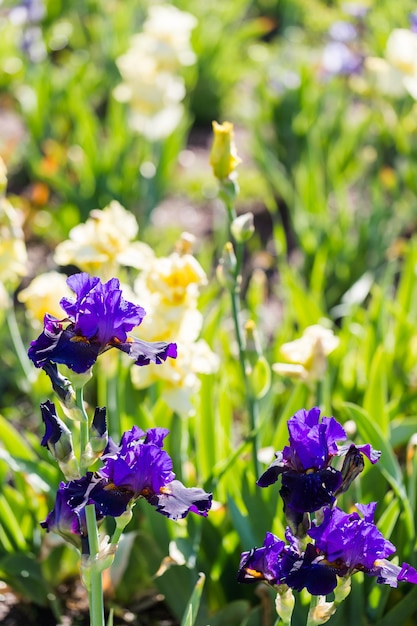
(0, 414), (36, 461)
(374, 586), (417, 626)
(342, 402), (414, 544)
(0, 553), (52, 606)
(342, 402), (403, 487)
(363, 346), (388, 437)
(180, 572), (205, 626)
(0, 494), (28, 551)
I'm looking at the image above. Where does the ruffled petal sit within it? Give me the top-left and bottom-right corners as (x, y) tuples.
(280, 467), (342, 513)
(145, 479), (212, 520)
(116, 337), (177, 365)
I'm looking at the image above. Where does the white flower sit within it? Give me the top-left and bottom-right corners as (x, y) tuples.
(272, 324), (339, 382)
(131, 339), (219, 415)
(144, 5), (197, 69)
(365, 28), (417, 99)
(114, 4), (197, 140)
(54, 200), (154, 279)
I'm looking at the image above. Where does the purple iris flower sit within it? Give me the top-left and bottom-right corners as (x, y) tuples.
(322, 41), (363, 77)
(238, 529), (338, 595)
(238, 504), (417, 594)
(28, 273), (177, 373)
(410, 11), (417, 33)
(309, 504), (417, 587)
(42, 426), (212, 548)
(98, 426), (213, 520)
(257, 408), (380, 521)
(41, 473), (109, 550)
(329, 21), (358, 43)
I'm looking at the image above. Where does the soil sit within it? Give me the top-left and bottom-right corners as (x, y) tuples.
(0, 580), (178, 626)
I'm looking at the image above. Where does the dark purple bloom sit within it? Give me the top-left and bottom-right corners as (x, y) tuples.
(238, 504), (417, 595)
(28, 273), (177, 373)
(238, 530), (339, 595)
(41, 474), (108, 549)
(238, 532), (287, 584)
(98, 426), (212, 520)
(309, 504), (417, 587)
(41, 426), (212, 546)
(257, 408), (380, 520)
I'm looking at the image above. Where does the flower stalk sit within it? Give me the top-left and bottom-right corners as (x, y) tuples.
(85, 504), (105, 626)
(211, 120), (262, 476)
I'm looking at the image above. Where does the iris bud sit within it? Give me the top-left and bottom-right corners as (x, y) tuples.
(209, 120), (241, 181)
(40, 400), (79, 479)
(231, 212), (255, 243)
(216, 242), (239, 291)
(275, 585), (295, 624)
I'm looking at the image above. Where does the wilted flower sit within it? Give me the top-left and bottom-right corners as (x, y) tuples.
(272, 324), (339, 382)
(238, 503), (417, 594)
(114, 4), (197, 140)
(54, 201), (154, 280)
(42, 426), (212, 547)
(28, 272), (177, 374)
(18, 271), (72, 327)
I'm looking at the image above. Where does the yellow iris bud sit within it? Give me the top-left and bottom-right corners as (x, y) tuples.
(209, 121), (241, 180)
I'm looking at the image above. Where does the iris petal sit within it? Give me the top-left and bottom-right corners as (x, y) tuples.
(145, 479), (212, 520)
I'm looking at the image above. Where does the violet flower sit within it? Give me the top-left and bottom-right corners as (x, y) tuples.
(41, 426), (212, 548)
(28, 273), (177, 373)
(97, 426), (212, 520)
(308, 503), (417, 587)
(257, 408), (380, 522)
(238, 504), (417, 595)
(40, 474), (108, 550)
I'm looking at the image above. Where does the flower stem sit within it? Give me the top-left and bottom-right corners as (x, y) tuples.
(85, 503), (105, 626)
(223, 193), (260, 476)
(76, 387), (89, 467)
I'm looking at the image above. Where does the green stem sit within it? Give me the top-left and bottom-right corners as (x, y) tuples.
(6, 303), (36, 386)
(85, 504), (105, 626)
(106, 369), (121, 442)
(76, 387), (89, 467)
(226, 200), (260, 476)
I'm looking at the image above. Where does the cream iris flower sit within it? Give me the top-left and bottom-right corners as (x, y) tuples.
(114, 4), (197, 140)
(272, 324), (339, 382)
(131, 233), (218, 415)
(18, 271), (72, 327)
(365, 28), (417, 99)
(54, 200), (154, 280)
